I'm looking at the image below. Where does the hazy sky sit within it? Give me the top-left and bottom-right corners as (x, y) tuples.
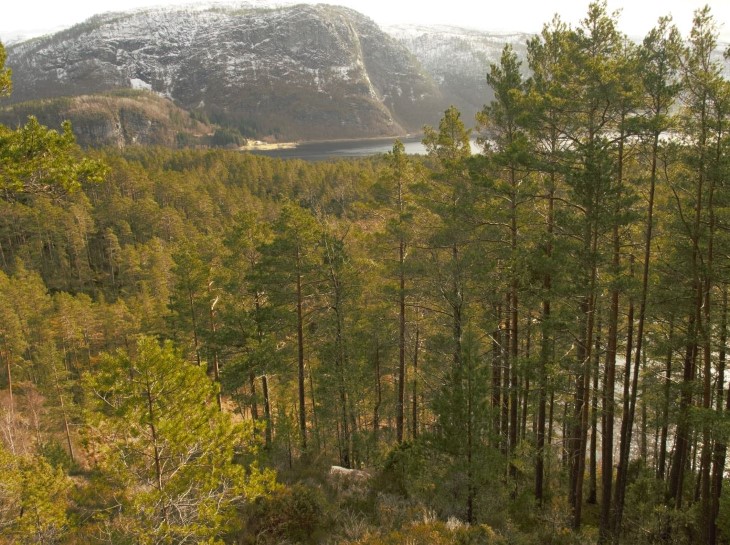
(1, 0), (729, 43)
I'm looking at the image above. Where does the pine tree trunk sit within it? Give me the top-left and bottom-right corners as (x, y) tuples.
(373, 340), (381, 447)
(588, 311), (601, 505)
(412, 321), (420, 440)
(613, 255), (636, 536)
(188, 287), (201, 367)
(3, 343), (13, 426)
(572, 225), (598, 530)
(52, 362), (75, 463)
(207, 288), (222, 412)
(262, 375), (272, 448)
(509, 166), (520, 477)
(296, 263), (307, 450)
(657, 319), (674, 481)
(536, 182), (554, 505)
(599, 253), (620, 542)
(509, 288), (519, 476)
(492, 304), (503, 440)
(710, 287), (728, 545)
(668, 326), (698, 508)
(308, 365), (320, 452)
(502, 297), (510, 453)
(466, 338), (475, 523)
(249, 372), (259, 421)
(640, 352), (648, 464)
(670, 74), (707, 508)
(146, 385), (167, 524)
(700, 117), (719, 544)
(397, 238), (406, 444)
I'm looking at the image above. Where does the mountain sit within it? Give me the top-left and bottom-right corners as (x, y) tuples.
(3, 4), (444, 141)
(386, 25), (532, 124)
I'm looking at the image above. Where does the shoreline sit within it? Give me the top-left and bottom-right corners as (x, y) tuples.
(240, 133), (422, 151)
(239, 140), (298, 151)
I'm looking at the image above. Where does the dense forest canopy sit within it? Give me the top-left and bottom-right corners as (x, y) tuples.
(1, 2), (730, 544)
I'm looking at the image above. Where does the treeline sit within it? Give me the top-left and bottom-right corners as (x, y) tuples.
(2, 2), (730, 544)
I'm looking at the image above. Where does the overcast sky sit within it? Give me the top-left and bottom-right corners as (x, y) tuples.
(1, 0), (729, 43)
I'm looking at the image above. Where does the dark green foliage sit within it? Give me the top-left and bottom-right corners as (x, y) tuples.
(236, 483), (329, 545)
(376, 441), (431, 498)
(211, 127), (246, 148)
(0, 42), (10, 98)
(36, 441), (76, 473)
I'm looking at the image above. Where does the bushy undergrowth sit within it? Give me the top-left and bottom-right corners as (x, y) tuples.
(235, 483), (330, 545)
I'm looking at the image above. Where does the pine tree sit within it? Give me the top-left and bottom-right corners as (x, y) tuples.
(255, 203), (323, 451)
(83, 336), (276, 544)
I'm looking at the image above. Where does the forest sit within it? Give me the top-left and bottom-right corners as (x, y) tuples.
(1, 2), (730, 544)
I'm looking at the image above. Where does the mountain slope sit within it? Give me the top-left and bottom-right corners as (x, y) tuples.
(387, 25), (532, 124)
(0, 90), (215, 148)
(4, 4), (443, 140)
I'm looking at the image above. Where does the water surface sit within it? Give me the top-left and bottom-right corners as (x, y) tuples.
(248, 135), (428, 160)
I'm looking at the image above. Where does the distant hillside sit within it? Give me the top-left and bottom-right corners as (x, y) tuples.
(387, 25), (532, 123)
(0, 90), (215, 148)
(3, 4), (444, 141)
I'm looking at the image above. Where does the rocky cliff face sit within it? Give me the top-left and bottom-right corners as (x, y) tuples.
(0, 91), (213, 148)
(4, 4), (443, 141)
(387, 25), (532, 124)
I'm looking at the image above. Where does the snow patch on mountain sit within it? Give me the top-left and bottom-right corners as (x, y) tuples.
(4, 3), (442, 139)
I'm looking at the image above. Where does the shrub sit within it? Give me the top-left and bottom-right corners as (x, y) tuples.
(237, 483), (329, 544)
(352, 520), (506, 545)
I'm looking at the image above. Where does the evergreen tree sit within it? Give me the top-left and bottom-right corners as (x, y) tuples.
(0, 42), (10, 98)
(82, 336), (275, 544)
(255, 203), (323, 451)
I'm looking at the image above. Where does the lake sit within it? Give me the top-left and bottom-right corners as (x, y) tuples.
(247, 135), (480, 160)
